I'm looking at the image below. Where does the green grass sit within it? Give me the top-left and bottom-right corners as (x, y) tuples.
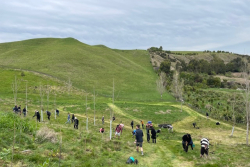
(0, 71), (249, 166)
(0, 38), (168, 102)
(0, 39), (250, 166)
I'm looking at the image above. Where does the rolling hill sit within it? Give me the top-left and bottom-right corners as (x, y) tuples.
(0, 38), (172, 101)
(1, 38), (250, 166)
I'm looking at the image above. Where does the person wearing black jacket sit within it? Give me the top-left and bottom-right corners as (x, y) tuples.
(135, 125), (144, 155)
(56, 109), (59, 116)
(182, 134), (193, 152)
(151, 128), (157, 143)
(206, 112), (209, 119)
(13, 105), (18, 114)
(33, 110), (40, 122)
(131, 121), (134, 129)
(37, 111), (41, 122)
(147, 126), (150, 143)
(18, 105), (21, 115)
(72, 114), (75, 123)
(23, 107), (27, 117)
(74, 117), (79, 129)
(46, 111), (51, 120)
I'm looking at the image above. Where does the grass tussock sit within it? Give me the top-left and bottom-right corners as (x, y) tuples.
(36, 127), (57, 143)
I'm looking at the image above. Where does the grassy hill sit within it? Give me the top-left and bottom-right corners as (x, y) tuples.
(1, 38), (250, 166)
(0, 70), (250, 166)
(0, 38), (173, 101)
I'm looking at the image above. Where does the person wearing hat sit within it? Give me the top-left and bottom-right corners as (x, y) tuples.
(74, 117), (79, 129)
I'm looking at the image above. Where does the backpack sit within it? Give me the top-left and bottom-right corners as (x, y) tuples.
(126, 157), (138, 164)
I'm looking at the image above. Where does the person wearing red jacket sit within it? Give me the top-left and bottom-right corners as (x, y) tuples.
(115, 125), (122, 139)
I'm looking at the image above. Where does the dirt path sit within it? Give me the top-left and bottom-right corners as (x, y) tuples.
(107, 103), (194, 167)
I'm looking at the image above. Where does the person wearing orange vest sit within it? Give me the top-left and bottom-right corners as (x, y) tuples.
(141, 120), (144, 129)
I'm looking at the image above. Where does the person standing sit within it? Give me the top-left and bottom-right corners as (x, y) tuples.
(193, 122), (196, 128)
(65, 113), (71, 124)
(74, 117), (79, 129)
(200, 138), (209, 158)
(23, 107), (27, 117)
(134, 125), (144, 155)
(141, 120), (144, 129)
(151, 128), (157, 143)
(147, 126), (150, 143)
(102, 116), (104, 124)
(71, 114), (75, 123)
(131, 121), (134, 129)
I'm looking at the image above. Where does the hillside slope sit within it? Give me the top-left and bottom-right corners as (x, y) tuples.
(0, 38), (170, 101)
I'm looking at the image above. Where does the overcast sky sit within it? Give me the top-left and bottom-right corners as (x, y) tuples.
(0, 0), (249, 54)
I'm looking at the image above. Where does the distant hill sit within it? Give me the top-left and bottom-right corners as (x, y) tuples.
(0, 38), (167, 101)
(148, 47), (248, 71)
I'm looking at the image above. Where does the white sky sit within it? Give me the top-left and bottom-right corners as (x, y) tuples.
(0, 0), (250, 54)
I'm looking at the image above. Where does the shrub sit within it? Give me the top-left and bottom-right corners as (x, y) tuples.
(36, 127), (57, 143)
(21, 71), (25, 76)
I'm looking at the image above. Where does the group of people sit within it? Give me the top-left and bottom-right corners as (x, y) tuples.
(182, 133), (210, 158)
(32, 109), (59, 121)
(65, 113), (79, 129)
(27, 105), (211, 159)
(13, 105), (27, 116)
(146, 126), (161, 143)
(130, 120), (144, 130)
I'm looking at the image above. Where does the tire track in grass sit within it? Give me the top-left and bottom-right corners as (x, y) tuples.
(107, 103), (141, 124)
(171, 104), (245, 131)
(108, 103), (194, 166)
(171, 104), (246, 147)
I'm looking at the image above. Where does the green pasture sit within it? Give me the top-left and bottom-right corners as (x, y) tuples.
(0, 39), (249, 166)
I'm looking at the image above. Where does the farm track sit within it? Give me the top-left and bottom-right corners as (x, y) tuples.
(38, 102), (248, 167)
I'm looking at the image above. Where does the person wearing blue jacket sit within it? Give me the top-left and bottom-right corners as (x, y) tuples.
(65, 113), (71, 124)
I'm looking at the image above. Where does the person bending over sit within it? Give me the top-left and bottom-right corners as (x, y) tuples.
(115, 124), (122, 139)
(182, 133), (193, 152)
(46, 111), (51, 120)
(100, 128), (104, 133)
(200, 138), (209, 158)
